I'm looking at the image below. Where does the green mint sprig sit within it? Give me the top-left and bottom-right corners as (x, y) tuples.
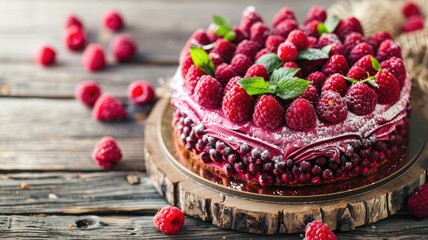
(297, 45), (332, 61)
(345, 56), (382, 88)
(238, 68), (310, 100)
(370, 56), (382, 72)
(189, 46), (215, 76)
(212, 15), (236, 41)
(255, 53), (284, 74)
(317, 14), (340, 36)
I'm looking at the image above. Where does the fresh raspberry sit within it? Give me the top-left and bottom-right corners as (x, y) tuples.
(153, 206), (185, 235)
(181, 53), (193, 77)
(82, 44), (106, 72)
(65, 14), (83, 29)
(272, 7), (296, 27)
(286, 29), (309, 51)
(75, 80), (102, 107)
(285, 98), (316, 131)
(376, 40), (402, 62)
(407, 184), (428, 218)
(343, 32), (365, 56)
(194, 75), (223, 109)
(190, 29), (211, 46)
(92, 136), (122, 169)
(224, 76), (242, 94)
(222, 85), (254, 122)
(322, 73), (348, 97)
(33, 44), (56, 67)
(353, 55), (378, 76)
(215, 63), (238, 86)
(277, 42), (298, 62)
(235, 40), (259, 61)
(250, 22), (270, 47)
(245, 64), (269, 80)
(103, 10), (124, 31)
(304, 220), (336, 240)
(283, 62), (302, 78)
(305, 6), (327, 24)
(253, 95), (284, 129)
(308, 36), (318, 48)
(347, 66), (367, 80)
(212, 39), (236, 63)
(316, 91), (348, 123)
(301, 85), (319, 104)
(367, 31), (393, 53)
(63, 25), (86, 51)
(374, 69), (400, 104)
(346, 82), (377, 115)
(185, 65), (205, 93)
(334, 17), (364, 41)
(402, 1), (421, 18)
(231, 54), (253, 76)
(402, 16), (425, 33)
(349, 42), (374, 64)
(92, 94), (127, 122)
(380, 57), (406, 88)
(307, 71), (327, 92)
(255, 48), (272, 60)
(274, 19), (298, 38)
(322, 54), (349, 76)
(209, 52), (224, 67)
(240, 6), (263, 36)
(128, 80), (156, 105)
(265, 35), (285, 52)
(329, 42), (345, 56)
(318, 33), (342, 48)
(304, 20), (320, 38)
(110, 35), (136, 62)
(231, 27), (247, 45)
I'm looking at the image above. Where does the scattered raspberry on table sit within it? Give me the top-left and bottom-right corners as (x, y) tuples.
(63, 25), (87, 51)
(110, 34), (137, 62)
(128, 80), (156, 105)
(82, 44), (106, 72)
(75, 80), (102, 107)
(153, 206), (185, 235)
(408, 184), (428, 218)
(304, 220), (336, 240)
(92, 136), (123, 169)
(92, 94), (127, 122)
(33, 44), (56, 67)
(103, 10), (124, 32)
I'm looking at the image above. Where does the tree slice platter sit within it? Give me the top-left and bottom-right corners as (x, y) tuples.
(144, 98), (427, 234)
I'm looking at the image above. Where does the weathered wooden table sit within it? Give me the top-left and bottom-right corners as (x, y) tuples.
(1, 0), (427, 239)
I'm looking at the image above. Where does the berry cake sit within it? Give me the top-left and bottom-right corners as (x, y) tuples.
(171, 6), (411, 187)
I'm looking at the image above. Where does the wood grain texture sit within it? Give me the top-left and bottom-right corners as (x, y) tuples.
(144, 98), (428, 234)
(0, 63), (176, 98)
(0, 213), (427, 239)
(0, 172), (167, 214)
(0, 98), (146, 171)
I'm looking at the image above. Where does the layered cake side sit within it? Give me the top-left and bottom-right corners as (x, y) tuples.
(171, 6), (411, 187)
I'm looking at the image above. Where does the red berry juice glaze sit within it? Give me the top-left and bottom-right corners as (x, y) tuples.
(171, 68), (411, 187)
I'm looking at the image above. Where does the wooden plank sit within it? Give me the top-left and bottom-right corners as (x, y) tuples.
(0, 172), (167, 214)
(0, 0), (337, 63)
(0, 98), (147, 171)
(0, 63), (176, 98)
(0, 214), (427, 239)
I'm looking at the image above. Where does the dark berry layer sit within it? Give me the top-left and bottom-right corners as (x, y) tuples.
(173, 109), (409, 187)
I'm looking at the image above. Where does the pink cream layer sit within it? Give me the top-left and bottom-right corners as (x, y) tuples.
(171, 70), (411, 163)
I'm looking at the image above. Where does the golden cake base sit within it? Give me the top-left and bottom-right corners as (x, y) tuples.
(144, 98), (427, 234)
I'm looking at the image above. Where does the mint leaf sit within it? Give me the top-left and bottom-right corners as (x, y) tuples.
(370, 56), (382, 72)
(321, 45), (332, 55)
(238, 77), (271, 95)
(189, 46), (215, 76)
(317, 23), (329, 36)
(276, 78), (311, 100)
(345, 77), (358, 84)
(212, 15), (235, 41)
(255, 53), (284, 74)
(270, 68), (300, 84)
(366, 78), (379, 88)
(297, 48), (330, 61)
(318, 14), (340, 35)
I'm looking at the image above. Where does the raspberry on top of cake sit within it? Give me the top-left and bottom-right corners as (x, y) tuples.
(171, 6), (411, 187)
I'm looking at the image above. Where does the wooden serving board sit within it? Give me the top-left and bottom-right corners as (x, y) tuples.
(144, 98), (427, 234)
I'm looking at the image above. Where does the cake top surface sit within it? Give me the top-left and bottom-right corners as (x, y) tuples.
(173, 5), (410, 161)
